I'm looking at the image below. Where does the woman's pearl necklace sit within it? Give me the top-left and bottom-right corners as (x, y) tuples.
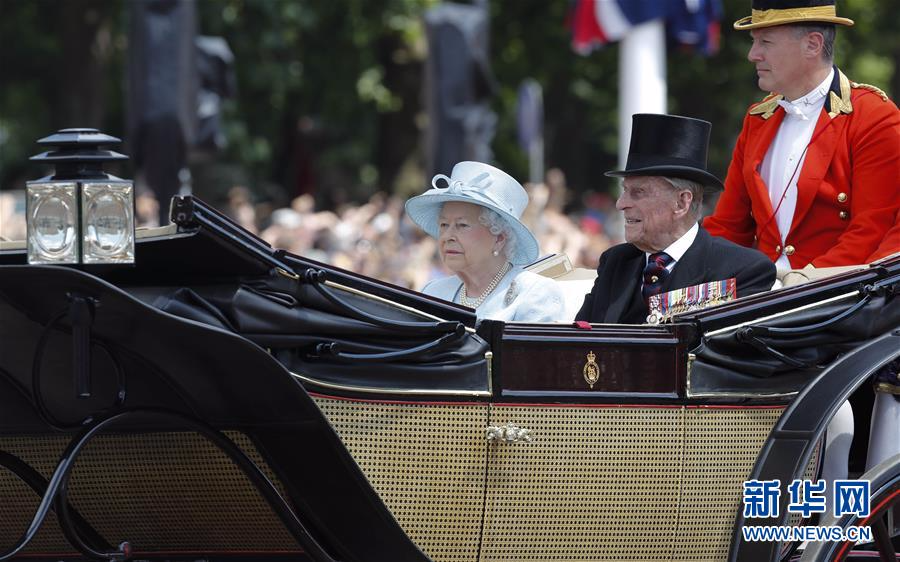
(461, 262), (511, 308)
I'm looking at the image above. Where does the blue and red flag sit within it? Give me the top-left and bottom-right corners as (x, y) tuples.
(570, 0), (722, 56)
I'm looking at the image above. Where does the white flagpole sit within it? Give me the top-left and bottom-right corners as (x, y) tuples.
(618, 19), (667, 172)
(609, 18), (666, 239)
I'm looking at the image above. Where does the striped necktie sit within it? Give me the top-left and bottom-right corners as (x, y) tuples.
(641, 252), (674, 301)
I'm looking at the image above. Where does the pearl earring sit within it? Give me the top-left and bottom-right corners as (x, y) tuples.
(492, 250), (499, 256)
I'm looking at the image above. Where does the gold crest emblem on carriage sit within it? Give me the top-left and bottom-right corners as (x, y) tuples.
(583, 351), (599, 389)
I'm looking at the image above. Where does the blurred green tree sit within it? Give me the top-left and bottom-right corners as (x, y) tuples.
(195, 0), (436, 209)
(0, 0), (895, 216)
(0, 0), (126, 188)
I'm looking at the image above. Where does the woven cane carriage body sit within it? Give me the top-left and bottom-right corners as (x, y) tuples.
(1, 196), (898, 562)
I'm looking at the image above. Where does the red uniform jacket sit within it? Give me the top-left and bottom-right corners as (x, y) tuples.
(704, 69), (900, 268)
(868, 210), (900, 262)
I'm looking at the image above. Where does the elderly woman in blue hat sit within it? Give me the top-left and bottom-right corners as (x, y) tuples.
(405, 161), (564, 322)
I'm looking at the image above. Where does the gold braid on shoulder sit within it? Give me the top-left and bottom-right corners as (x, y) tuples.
(850, 82), (889, 102)
(748, 93), (783, 120)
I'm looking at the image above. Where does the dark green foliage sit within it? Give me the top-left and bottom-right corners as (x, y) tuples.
(1, 0), (895, 207)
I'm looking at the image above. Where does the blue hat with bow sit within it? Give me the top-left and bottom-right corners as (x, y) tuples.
(405, 161), (540, 265)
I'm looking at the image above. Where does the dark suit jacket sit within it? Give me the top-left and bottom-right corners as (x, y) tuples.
(574, 227), (776, 324)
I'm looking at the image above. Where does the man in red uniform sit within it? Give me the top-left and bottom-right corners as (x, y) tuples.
(704, 0), (900, 270)
(705, 0), (900, 497)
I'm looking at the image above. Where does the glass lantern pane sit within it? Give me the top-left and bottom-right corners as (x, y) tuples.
(82, 182), (135, 264)
(26, 182), (78, 264)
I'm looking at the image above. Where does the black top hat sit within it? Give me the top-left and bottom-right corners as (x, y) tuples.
(605, 114), (724, 192)
(734, 0), (854, 30)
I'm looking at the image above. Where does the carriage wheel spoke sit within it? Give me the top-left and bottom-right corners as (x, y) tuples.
(871, 513), (896, 562)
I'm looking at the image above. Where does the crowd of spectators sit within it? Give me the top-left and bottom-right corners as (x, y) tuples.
(0, 193), (25, 243)
(220, 168), (620, 290)
(0, 168), (620, 291)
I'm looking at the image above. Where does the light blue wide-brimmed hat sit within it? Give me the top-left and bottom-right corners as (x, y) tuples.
(405, 161), (539, 265)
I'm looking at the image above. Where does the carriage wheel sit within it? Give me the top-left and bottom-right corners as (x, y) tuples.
(800, 454), (900, 562)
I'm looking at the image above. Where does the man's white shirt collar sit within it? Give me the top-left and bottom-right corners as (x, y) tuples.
(777, 68), (834, 120)
(647, 222), (698, 270)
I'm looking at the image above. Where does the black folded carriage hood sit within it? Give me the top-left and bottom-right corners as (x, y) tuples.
(683, 257), (900, 397)
(0, 264), (432, 562)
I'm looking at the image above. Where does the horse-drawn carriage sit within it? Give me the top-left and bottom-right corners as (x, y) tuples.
(1, 130), (898, 561)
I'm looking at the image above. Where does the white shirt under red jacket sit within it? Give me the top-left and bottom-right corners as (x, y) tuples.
(761, 69), (832, 271)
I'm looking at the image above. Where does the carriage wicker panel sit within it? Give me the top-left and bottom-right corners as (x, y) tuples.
(481, 406), (685, 561)
(313, 397), (488, 562)
(675, 407), (784, 560)
(774, 436), (824, 559)
(0, 431), (297, 554)
(0, 436), (69, 553)
(306, 400), (799, 561)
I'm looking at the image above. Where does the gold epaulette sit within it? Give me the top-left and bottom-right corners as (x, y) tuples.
(828, 71), (853, 117)
(748, 92), (783, 119)
(851, 81), (889, 102)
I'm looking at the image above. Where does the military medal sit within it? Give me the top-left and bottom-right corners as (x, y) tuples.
(647, 278), (737, 324)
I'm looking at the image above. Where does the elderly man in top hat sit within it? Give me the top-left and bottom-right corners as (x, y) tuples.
(575, 114), (775, 325)
(704, 0), (900, 269)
